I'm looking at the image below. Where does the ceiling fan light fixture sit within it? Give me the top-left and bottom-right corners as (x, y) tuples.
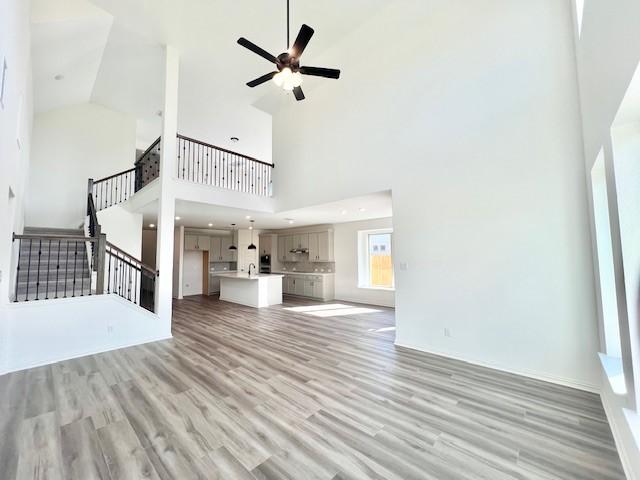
(273, 68), (302, 91)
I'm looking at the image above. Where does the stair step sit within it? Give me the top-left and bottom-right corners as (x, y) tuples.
(15, 288), (93, 302)
(23, 227), (84, 236)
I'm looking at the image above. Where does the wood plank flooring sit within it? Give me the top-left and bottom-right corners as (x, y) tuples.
(0, 295), (625, 479)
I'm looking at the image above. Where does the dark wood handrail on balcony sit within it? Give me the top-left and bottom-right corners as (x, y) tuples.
(176, 134), (274, 167)
(176, 134), (274, 196)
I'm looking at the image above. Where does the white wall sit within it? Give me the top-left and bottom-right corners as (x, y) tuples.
(0, 0), (34, 374)
(272, 0), (599, 389)
(0, 0), (33, 305)
(333, 217), (394, 307)
(2, 295), (170, 374)
(27, 103), (136, 228)
(97, 204), (143, 259)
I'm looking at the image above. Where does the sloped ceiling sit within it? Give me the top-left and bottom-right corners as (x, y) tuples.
(31, 0), (389, 159)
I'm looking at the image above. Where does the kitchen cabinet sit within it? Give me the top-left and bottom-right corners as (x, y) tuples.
(313, 280), (323, 298)
(281, 273), (334, 300)
(209, 237), (221, 259)
(308, 231), (334, 262)
(197, 236), (210, 251)
(285, 236), (296, 261)
(259, 235), (272, 255)
(278, 236), (287, 262)
(185, 234), (210, 251)
(292, 234), (309, 251)
(220, 237), (235, 261)
(277, 230), (333, 263)
(209, 276), (221, 294)
(303, 280), (314, 297)
(185, 234), (198, 250)
(186, 234), (237, 260)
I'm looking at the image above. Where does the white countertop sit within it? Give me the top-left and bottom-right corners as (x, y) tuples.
(273, 271), (335, 276)
(215, 273), (284, 280)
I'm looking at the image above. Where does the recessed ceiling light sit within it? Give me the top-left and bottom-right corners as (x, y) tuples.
(208, 223), (213, 227)
(230, 137), (239, 143)
(149, 223), (155, 228)
(175, 216), (181, 221)
(288, 220), (295, 224)
(54, 74), (64, 81)
(359, 207), (366, 212)
(245, 215), (251, 219)
(341, 210), (347, 215)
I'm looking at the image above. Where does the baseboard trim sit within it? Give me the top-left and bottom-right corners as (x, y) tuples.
(333, 296), (395, 308)
(601, 392), (638, 480)
(394, 340), (600, 393)
(3, 335), (173, 375)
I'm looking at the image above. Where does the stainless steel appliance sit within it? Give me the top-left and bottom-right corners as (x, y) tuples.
(260, 255), (271, 274)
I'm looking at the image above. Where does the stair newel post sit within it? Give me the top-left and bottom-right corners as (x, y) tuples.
(95, 230), (106, 295)
(87, 178), (94, 213)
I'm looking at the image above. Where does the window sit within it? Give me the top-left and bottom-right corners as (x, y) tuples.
(590, 150), (622, 358)
(358, 229), (394, 289)
(575, 0), (585, 38)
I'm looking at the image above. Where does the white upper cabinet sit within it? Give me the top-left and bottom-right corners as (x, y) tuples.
(259, 235), (272, 255)
(185, 234), (210, 251)
(197, 236), (210, 251)
(277, 230), (334, 262)
(278, 235), (288, 262)
(220, 236), (235, 261)
(209, 237), (222, 260)
(185, 234), (198, 250)
(292, 234), (309, 251)
(308, 231), (334, 262)
(285, 236), (296, 261)
(185, 234), (236, 261)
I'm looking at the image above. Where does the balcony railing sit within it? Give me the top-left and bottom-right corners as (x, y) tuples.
(90, 134), (273, 213)
(176, 134), (273, 196)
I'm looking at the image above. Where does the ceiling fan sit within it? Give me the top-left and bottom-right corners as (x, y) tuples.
(237, 0), (341, 101)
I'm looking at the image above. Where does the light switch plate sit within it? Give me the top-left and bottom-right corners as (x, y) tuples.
(400, 262), (409, 271)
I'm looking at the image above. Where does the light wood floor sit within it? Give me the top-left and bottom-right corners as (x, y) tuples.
(0, 295), (625, 479)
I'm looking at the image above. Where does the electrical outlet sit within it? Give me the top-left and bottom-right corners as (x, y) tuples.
(444, 328), (451, 338)
(400, 262), (409, 271)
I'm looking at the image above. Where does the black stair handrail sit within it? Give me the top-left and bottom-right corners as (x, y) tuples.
(12, 232), (100, 302)
(105, 241), (158, 312)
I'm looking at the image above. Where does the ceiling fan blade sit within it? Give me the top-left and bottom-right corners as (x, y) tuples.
(237, 37), (277, 63)
(291, 24), (314, 58)
(247, 72), (278, 87)
(293, 86), (305, 101)
(300, 66), (341, 79)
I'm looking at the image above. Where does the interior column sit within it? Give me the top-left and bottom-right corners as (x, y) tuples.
(155, 45), (180, 330)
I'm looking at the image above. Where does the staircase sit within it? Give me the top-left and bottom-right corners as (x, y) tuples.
(15, 227), (93, 301)
(12, 133), (270, 310)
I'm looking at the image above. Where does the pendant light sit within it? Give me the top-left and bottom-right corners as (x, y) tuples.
(228, 224), (237, 250)
(248, 220), (257, 250)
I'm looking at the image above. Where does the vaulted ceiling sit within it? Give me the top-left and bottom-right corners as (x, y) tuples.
(30, 0), (389, 159)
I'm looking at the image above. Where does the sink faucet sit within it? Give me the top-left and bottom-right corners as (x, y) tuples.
(248, 263), (256, 276)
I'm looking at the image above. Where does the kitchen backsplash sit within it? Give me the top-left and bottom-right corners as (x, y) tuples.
(279, 261), (335, 273)
(209, 262), (237, 272)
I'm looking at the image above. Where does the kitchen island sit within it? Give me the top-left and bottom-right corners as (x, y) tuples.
(217, 273), (284, 308)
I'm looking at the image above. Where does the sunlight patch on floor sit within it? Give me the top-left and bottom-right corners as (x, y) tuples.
(368, 326), (396, 333)
(285, 303), (382, 317)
